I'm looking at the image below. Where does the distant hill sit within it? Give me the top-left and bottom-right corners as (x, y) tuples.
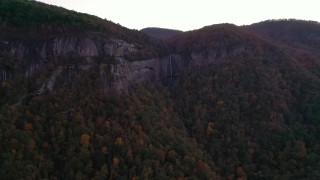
(171, 23), (257, 56)
(140, 27), (183, 39)
(246, 19), (320, 51)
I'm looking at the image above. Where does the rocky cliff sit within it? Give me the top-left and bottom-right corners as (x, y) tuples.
(0, 32), (182, 93)
(0, 66), (13, 82)
(107, 55), (184, 92)
(3, 33), (139, 63)
(0, 31), (251, 94)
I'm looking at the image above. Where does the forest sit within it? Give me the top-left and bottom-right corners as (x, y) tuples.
(1, 0), (320, 179)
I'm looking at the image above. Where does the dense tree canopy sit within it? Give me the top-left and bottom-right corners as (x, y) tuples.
(1, 1), (320, 179)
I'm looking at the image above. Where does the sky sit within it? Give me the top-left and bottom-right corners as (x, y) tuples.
(38, 0), (319, 31)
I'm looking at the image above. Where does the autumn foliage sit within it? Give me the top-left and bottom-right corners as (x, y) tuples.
(1, 1), (320, 179)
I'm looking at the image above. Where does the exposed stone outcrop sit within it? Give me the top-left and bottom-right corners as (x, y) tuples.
(34, 54), (184, 94)
(104, 39), (138, 57)
(36, 64), (93, 94)
(52, 36), (103, 57)
(0, 66), (14, 82)
(37, 66), (63, 94)
(106, 55), (184, 92)
(1, 33), (141, 77)
(1, 33), (249, 94)
(5, 35), (140, 61)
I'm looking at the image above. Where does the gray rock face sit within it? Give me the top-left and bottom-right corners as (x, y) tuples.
(1, 33), (248, 93)
(9, 42), (27, 59)
(5, 35), (139, 61)
(53, 37), (99, 57)
(103, 44), (246, 92)
(107, 55), (184, 92)
(36, 64), (93, 94)
(1, 34), (140, 77)
(0, 66), (14, 82)
(53, 37), (78, 56)
(37, 66), (63, 94)
(104, 39), (138, 57)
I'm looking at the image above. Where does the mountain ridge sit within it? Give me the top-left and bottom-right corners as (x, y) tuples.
(140, 27), (183, 39)
(1, 1), (320, 179)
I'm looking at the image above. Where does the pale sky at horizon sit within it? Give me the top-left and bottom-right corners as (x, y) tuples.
(38, 0), (319, 31)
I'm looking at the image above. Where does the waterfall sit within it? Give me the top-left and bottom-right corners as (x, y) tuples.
(170, 55), (173, 77)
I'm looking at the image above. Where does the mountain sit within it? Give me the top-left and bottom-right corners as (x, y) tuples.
(246, 19), (320, 79)
(246, 19), (320, 51)
(1, 1), (320, 179)
(0, 0), (176, 92)
(140, 27), (183, 39)
(171, 22), (320, 179)
(0, 0), (169, 59)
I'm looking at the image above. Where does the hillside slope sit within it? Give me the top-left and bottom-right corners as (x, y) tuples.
(0, 0), (168, 59)
(1, 1), (320, 179)
(246, 19), (320, 51)
(170, 23), (320, 178)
